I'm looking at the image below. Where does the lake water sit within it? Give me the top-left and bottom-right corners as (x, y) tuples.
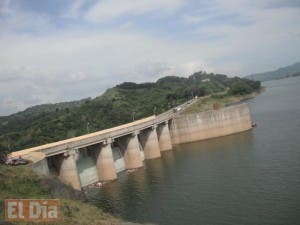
(86, 77), (300, 225)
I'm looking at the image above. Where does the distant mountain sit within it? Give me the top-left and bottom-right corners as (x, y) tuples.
(245, 62), (300, 82)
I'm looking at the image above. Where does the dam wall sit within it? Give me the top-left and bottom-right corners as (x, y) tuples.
(170, 103), (252, 145)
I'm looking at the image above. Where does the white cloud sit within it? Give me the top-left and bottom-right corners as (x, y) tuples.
(0, 0), (11, 14)
(182, 0), (300, 74)
(63, 0), (86, 18)
(0, 0), (299, 115)
(68, 72), (88, 82)
(0, 29), (214, 115)
(183, 14), (208, 24)
(85, 0), (185, 23)
(1, 97), (27, 113)
(159, 60), (213, 77)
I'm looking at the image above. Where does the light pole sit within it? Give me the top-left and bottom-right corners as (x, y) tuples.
(86, 122), (90, 133)
(6, 135), (11, 152)
(132, 111), (136, 121)
(153, 107), (157, 115)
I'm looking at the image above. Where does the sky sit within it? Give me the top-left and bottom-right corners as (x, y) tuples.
(0, 0), (299, 116)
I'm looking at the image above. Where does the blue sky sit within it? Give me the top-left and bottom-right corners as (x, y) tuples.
(0, 0), (299, 115)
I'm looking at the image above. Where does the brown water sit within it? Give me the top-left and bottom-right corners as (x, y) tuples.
(86, 76), (300, 225)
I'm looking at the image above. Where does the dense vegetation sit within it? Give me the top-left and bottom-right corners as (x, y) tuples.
(0, 72), (260, 154)
(245, 62), (300, 81)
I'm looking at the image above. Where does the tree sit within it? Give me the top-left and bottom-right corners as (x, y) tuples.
(229, 82), (252, 95)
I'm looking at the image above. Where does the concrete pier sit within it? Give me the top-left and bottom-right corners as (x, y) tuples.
(58, 150), (81, 190)
(122, 133), (143, 169)
(140, 126), (161, 160)
(157, 121), (172, 151)
(96, 139), (117, 181)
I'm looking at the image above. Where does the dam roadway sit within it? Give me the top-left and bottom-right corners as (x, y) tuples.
(7, 100), (252, 190)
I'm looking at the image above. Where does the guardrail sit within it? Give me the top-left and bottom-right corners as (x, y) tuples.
(8, 98), (197, 159)
(43, 115), (171, 157)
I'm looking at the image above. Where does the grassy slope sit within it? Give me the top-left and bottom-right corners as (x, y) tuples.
(0, 165), (143, 225)
(183, 89), (263, 114)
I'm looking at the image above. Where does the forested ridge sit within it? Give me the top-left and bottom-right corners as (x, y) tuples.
(0, 71), (260, 154)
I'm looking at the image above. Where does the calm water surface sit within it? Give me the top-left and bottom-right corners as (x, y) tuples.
(87, 77), (300, 225)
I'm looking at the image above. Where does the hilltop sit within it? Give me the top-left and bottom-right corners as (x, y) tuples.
(0, 72), (260, 154)
(245, 62), (300, 81)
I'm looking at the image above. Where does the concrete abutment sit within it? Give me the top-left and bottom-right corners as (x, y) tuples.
(169, 103), (252, 145)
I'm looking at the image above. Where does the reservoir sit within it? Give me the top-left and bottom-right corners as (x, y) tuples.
(86, 76), (300, 225)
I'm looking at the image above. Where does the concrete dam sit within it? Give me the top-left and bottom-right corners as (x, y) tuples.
(7, 102), (252, 190)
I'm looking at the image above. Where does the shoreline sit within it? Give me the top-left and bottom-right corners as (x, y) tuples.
(182, 87), (265, 114)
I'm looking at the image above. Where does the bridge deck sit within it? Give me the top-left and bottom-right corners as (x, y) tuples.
(7, 99), (195, 159)
(8, 116), (156, 159)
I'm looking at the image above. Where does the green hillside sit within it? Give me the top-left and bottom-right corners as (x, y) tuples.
(0, 72), (260, 155)
(245, 62), (300, 81)
(0, 165), (141, 225)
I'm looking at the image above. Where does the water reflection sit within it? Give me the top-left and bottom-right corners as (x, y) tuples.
(86, 77), (300, 225)
(87, 131), (255, 217)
